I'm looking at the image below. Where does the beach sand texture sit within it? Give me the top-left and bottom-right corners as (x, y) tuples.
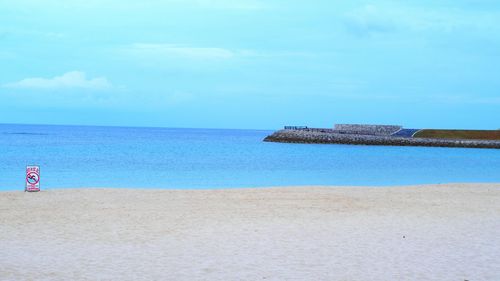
(1, 184), (499, 280)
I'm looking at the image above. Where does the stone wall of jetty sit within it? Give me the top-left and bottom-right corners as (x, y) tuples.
(333, 124), (402, 136)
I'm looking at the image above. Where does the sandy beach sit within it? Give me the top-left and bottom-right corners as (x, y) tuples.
(1, 184), (499, 280)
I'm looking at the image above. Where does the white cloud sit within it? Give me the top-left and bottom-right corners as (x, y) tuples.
(344, 4), (398, 35)
(7, 0), (267, 11)
(186, 0), (265, 10)
(122, 43), (316, 62)
(344, 4), (500, 35)
(127, 43), (236, 60)
(4, 71), (112, 90)
(0, 51), (16, 59)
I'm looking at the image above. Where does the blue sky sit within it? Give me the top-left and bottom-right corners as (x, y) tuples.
(1, 0), (499, 129)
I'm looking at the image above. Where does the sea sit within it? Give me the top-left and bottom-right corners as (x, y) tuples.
(1, 123), (499, 191)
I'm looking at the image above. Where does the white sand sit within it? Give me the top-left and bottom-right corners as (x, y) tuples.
(1, 183), (499, 280)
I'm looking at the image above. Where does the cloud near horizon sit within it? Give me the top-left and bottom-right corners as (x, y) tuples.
(3, 71), (112, 90)
(125, 44), (236, 60)
(122, 43), (316, 63)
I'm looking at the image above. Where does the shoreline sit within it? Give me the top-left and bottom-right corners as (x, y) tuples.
(1, 183), (499, 280)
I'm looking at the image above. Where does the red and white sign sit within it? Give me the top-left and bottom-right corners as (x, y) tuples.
(25, 165), (40, 192)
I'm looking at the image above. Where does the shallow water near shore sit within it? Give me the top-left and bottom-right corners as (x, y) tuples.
(0, 124), (499, 191)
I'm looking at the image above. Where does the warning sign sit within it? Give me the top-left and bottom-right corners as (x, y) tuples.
(25, 165), (40, 192)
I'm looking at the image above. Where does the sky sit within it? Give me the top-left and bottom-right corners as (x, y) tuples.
(0, 0), (499, 130)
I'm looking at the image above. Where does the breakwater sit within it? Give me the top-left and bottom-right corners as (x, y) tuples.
(333, 124), (402, 136)
(264, 125), (500, 149)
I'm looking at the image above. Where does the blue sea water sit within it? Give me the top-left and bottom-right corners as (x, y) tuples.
(0, 124), (499, 191)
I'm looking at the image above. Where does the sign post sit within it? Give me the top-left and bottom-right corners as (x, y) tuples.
(25, 165), (40, 192)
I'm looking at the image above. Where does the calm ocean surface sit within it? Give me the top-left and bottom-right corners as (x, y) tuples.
(1, 124), (499, 191)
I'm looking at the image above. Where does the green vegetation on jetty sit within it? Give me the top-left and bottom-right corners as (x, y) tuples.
(414, 129), (500, 141)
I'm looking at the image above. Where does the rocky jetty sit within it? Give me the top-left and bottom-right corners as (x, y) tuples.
(264, 124), (500, 149)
